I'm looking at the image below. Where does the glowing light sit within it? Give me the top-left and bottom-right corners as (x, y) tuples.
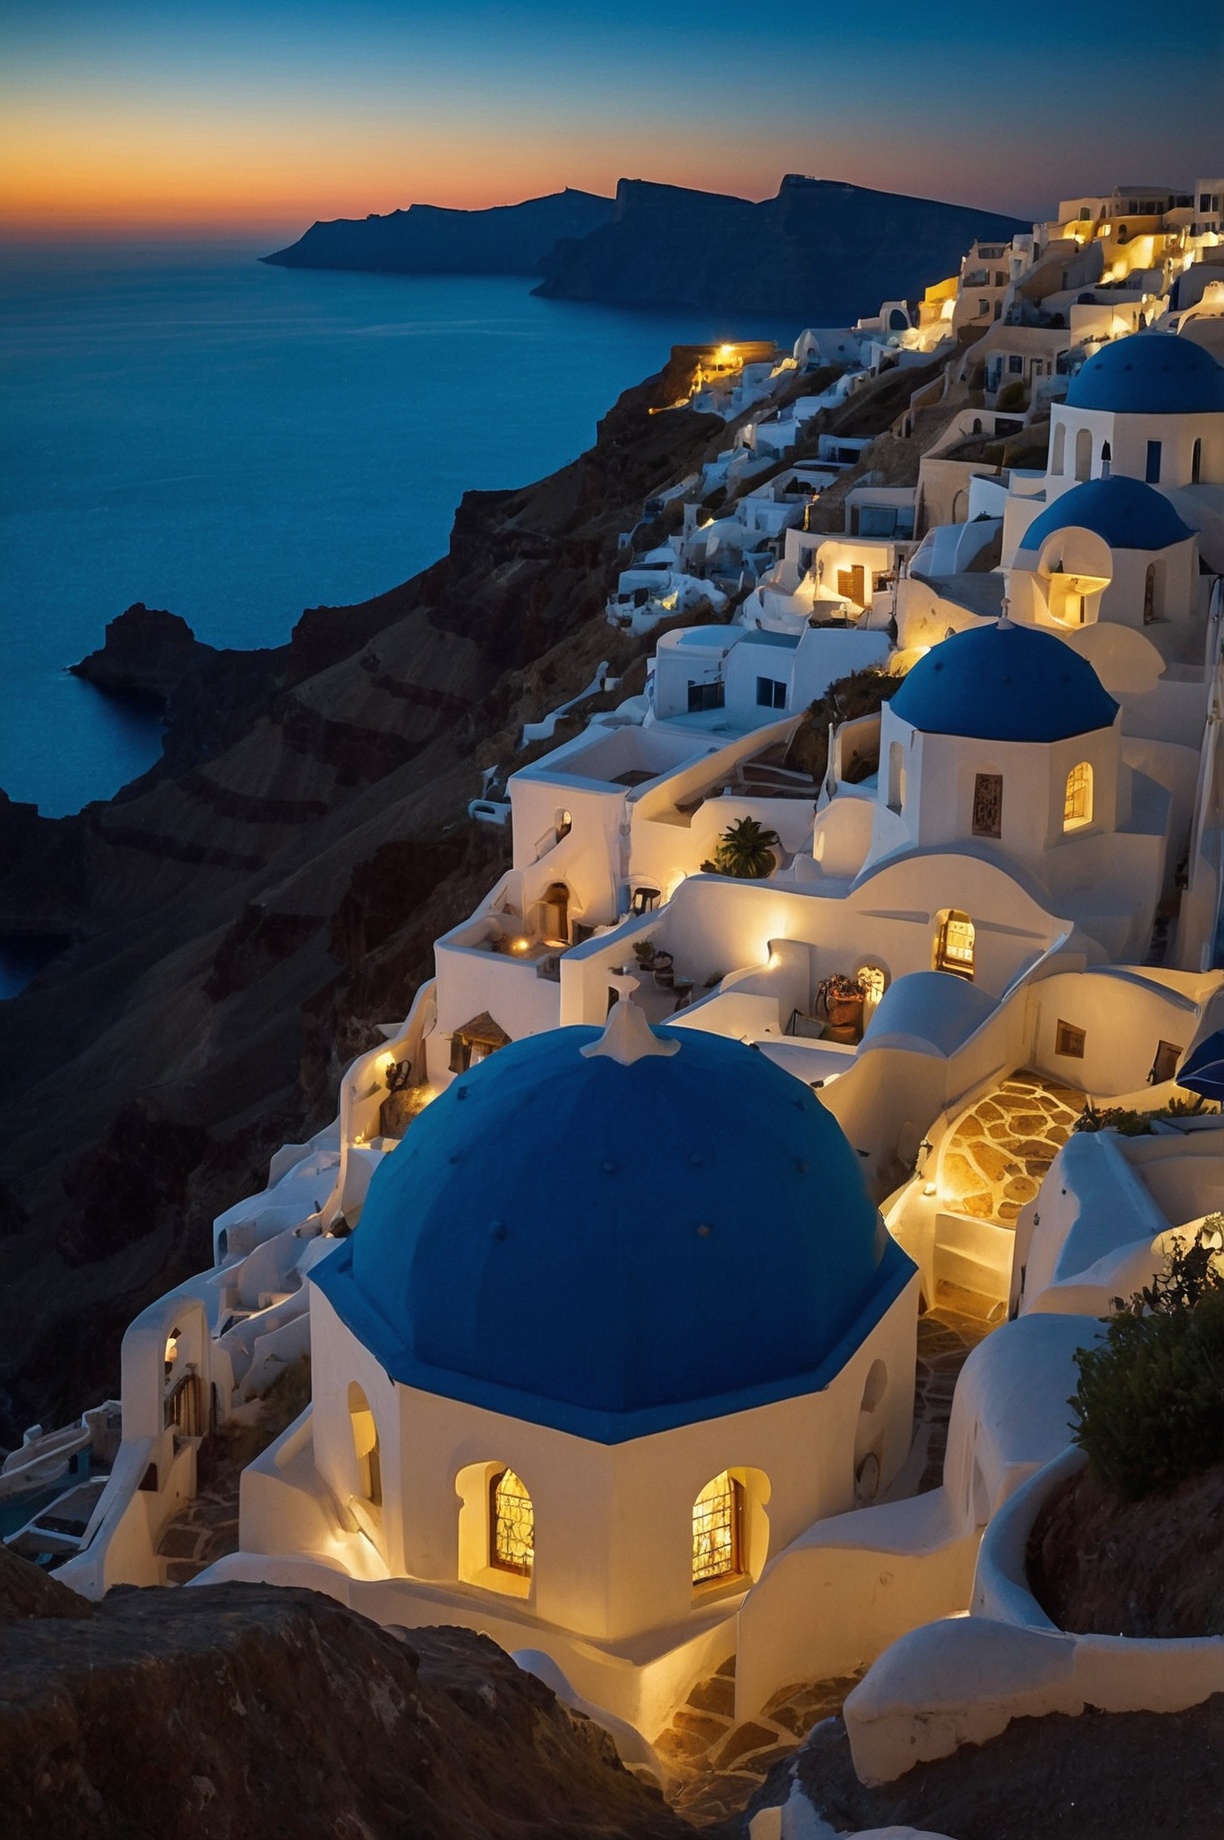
(491, 1468), (534, 1575)
(693, 1471), (742, 1585)
(509, 936), (531, 955)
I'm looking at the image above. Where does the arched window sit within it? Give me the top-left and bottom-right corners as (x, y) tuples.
(1064, 761), (1093, 831)
(934, 910), (976, 979)
(692, 1471), (743, 1586)
(887, 741), (906, 814)
(347, 1382), (382, 1508)
(490, 1467), (534, 1576)
(1051, 423), (1066, 475)
(853, 1363), (888, 1501)
(1074, 427), (1092, 482)
(1192, 438), (1202, 485)
(1100, 439), (1111, 478)
(1143, 563), (1158, 625)
(554, 809), (572, 842)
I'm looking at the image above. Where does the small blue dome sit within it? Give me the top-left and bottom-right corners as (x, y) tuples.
(1065, 334), (1224, 414)
(890, 621), (1118, 744)
(312, 1020), (913, 1442)
(1017, 476), (1194, 557)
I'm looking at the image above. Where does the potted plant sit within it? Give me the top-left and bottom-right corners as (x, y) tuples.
(818, 972), (866, 1030)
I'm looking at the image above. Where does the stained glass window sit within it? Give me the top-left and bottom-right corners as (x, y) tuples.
(490, 1468), (534, 1576)
(972, 773), (1003, 839)
(692, 1471), (742, 1586)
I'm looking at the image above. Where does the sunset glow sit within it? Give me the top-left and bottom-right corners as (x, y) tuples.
(2, 0), (1220, 240)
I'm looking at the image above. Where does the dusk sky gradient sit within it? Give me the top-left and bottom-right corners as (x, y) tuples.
(2, 0), (1221, 240)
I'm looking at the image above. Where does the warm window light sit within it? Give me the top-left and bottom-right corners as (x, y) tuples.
(348, 1383), (382, 1509)
(1064, 761), (1093, 831)
(164, 1336), (178, 1365)
(491, 1468), (534, 1575)
(858, 964), (887, 1010)
(935, 910), (976, 979)
(693, 1470), (743, 1586)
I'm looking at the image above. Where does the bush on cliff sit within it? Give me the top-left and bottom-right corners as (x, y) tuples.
(1071, 1227), (1224, 1499)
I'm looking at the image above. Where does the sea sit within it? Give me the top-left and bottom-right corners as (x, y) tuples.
(0, 239), (795, 826)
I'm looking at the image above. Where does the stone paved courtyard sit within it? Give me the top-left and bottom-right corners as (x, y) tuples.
(938, 1069), (1083, 1226)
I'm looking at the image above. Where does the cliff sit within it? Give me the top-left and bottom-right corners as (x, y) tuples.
(0, 346), (965, 1441)
(262, 175), (1030, 320)
(534, 175), (1031, 320)
(263, 186), (614, 274)
(0, 1548), (682, 1839)
(0, 347), (725, 1440)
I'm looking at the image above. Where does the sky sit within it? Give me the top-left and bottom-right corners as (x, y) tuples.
(1, 0), (1221, 241)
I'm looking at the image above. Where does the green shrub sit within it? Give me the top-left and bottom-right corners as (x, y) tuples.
(1071, 1229), (1224, 1498)
(1072, 1102), (1155, 1135)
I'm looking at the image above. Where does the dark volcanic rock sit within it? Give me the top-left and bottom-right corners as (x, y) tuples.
(0, 1555), (682, 1839)
(1027, 1459), (1224, 1638)
(535, 174), (1030, 321)
(264, 185), (614, 275)
(764, 1698), (1224, 1840)
(71, 602), (211, 705)
(0, 1545), (93, 1625)
(0, 350), (723, 1440)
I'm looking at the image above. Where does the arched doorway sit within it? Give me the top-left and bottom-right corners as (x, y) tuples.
(541, 882), (571, 946)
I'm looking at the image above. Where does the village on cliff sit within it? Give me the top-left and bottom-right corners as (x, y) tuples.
(7, 175), (1224, 1832)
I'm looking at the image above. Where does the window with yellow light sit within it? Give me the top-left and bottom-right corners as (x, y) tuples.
(692, 1470), (743, 1587)
(490, 1467), (534, 1576)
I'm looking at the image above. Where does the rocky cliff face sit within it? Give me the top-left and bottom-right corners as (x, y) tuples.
(0, 350), (725, 1441)
(0, 343), (965, 1440)
(0, 1548), (683, 1840)
(263, 186), (614, 274)
(535, 175), (1029, 321)
(261, 174), (1030, 320)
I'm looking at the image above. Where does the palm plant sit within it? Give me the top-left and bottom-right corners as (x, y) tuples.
(711, 816), (780, 879)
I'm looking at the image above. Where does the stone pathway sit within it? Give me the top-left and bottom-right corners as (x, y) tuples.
(938, 1069), (1082, 1226)
(911, 1284), (994, 1494)
(156, 1470), (241, 1584)
(656, 1656), (864, 1827)
(655, 1293), (993, 1826)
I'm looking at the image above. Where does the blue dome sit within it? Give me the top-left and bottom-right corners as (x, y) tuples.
(312, 1019), (913, 1442)
(1017, 476), (1194, 556)
(890, 621), (1118, 744)
(1065, 334), (1224, 414)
